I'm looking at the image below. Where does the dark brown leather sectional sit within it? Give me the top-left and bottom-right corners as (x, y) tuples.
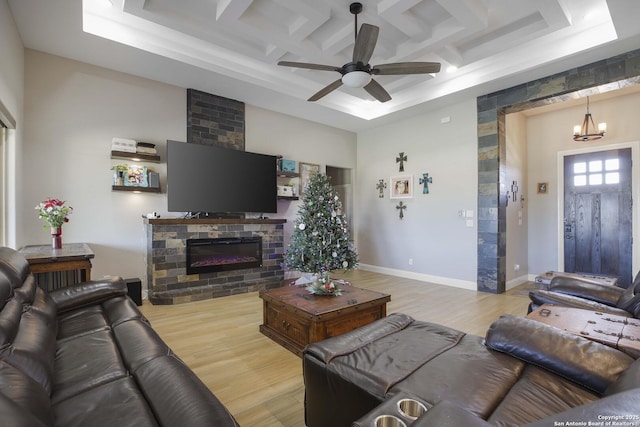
(0, 247), (238, 427)
(303, 312), (640, 426)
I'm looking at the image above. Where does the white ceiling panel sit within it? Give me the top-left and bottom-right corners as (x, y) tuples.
(7, 0), (640, 131)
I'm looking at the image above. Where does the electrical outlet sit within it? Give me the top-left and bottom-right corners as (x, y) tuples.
(408, 258), (413, 266)
(514, 264), (520, 271)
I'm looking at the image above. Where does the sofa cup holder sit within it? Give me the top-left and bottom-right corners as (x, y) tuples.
(374, 415), (407, 427)
(397, 398), (427, 420)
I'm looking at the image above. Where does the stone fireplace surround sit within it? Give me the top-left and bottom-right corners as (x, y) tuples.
(145, 218), (285, 304)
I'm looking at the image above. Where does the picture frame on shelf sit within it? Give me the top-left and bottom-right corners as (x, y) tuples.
(299, 162), (321, 195)
(278, 159), (296, 173)
(390, 175), (413, 199)
(124, 165), (149, 187)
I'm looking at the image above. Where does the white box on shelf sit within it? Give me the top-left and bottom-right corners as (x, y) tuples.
(277, 185), (293, 197)
(111, 137), (137, 153)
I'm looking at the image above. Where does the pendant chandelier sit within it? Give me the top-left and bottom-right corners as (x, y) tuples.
(573, 96), (606, 142)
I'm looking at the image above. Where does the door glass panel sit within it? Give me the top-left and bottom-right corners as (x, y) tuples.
(605, 172), (620, 184)
(574, 175), (587, 186)
(589, 174), (603, 185)
(589, 160), (602, 172)
(605, 158), (619, 171)
(574, 162), (586, 173)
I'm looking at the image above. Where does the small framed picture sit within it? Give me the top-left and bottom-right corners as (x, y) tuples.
(537, 182), (548, 194)
(299, 162), (321, 195)
(390, 175), (413, 199)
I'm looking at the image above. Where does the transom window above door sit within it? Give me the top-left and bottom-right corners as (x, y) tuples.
(573, 158), (620, 187)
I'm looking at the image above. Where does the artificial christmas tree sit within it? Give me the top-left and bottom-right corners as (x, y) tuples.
(284, 171), (358, 295)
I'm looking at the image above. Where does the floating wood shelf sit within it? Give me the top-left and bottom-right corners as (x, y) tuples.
(277, 196), (299, 201)
(112, 185), (161, 193)
(111, 150), (161, 163)
(277, 171), (299, 178)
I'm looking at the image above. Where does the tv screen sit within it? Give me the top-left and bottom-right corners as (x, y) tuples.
(167, 140), (277, 214)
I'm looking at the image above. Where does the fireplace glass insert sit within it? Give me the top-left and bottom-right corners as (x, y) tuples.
(186, 237), (262, 275)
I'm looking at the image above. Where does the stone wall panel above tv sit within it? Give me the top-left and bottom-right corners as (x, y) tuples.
(186, 89), (245, 150)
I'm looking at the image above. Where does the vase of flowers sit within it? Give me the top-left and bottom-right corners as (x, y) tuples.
(35, 198), (73, 249)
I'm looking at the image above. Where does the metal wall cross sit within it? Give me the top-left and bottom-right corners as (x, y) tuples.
(419, 173), (432, 194)
(396, 201), (407, 219)
(396, 152), (407, 172)
(376, 179), (387, 198)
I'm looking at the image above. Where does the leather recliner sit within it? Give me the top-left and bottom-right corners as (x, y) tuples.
(303, 312), (640, 427)
(528, 270), (640, 317)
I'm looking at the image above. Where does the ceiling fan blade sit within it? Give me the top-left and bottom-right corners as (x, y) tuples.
(364, 79), (391, 103)
(353, 23), (379, 64)
(278, 61), (341, 72)
(373, 62), (442, 75)
(308, 79), (343, 101)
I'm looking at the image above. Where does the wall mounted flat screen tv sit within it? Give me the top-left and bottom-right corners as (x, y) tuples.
(167, 140), (277, 214)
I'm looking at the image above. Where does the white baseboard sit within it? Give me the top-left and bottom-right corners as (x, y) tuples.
(506, 274), (530, 290)
(358, 264), (477, 291)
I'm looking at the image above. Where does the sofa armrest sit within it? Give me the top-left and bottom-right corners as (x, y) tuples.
(408, 400), (493, 427)
(523, 389), (640, 427)
(528, 290), (632, 317)
(549, 276), (624, 305)
(49, 276), (127, 313)
(304, 313), (414, 364)
(485, 315), (633, 394)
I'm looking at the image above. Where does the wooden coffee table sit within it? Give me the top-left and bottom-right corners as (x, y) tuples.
(527, 304), (640, 358)
(259, 282), (390, 357)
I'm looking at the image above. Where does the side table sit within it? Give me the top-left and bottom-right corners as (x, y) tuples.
(19, 243), (94, 292)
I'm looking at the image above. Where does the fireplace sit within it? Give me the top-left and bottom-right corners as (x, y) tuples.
(186, 237), (262, 275)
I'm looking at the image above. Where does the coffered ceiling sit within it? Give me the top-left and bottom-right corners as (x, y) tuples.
(7, 0), (640, 131)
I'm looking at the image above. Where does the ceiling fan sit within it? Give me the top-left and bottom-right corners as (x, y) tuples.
(278, 2), (441, 103)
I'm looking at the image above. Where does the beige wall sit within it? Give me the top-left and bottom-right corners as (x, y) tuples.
(356, 99), (479, 289)
(0, 0), (24, 247)
(505, 112), (528, 287)
(20, 50), (356, 293)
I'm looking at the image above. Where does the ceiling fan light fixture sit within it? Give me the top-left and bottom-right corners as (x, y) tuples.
(573, 97), (606, 142)
(342, 71), (372, 88)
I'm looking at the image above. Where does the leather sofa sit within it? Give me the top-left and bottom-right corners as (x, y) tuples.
(303, 312), (640, 427)
(528, 271), (640, 318)
(0, 247), (238, 427)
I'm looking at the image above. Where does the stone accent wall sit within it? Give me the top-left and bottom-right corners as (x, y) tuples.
(476, 48), (640, 294)
(186, 89), (245, 150)
(145, 218), (285, 304)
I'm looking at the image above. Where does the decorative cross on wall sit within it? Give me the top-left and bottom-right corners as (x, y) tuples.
(376, 179), (387, 198)
(419, 173), (433, 194)
(396, 201), (407, 219)
(511, 180), (519, 202)
(396, 152), (407, 172)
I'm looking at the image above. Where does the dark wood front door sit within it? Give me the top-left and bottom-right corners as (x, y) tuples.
(563, 148), (633, 287)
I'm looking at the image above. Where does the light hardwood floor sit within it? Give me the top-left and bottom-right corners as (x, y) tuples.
(139, 270), (537, 426)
